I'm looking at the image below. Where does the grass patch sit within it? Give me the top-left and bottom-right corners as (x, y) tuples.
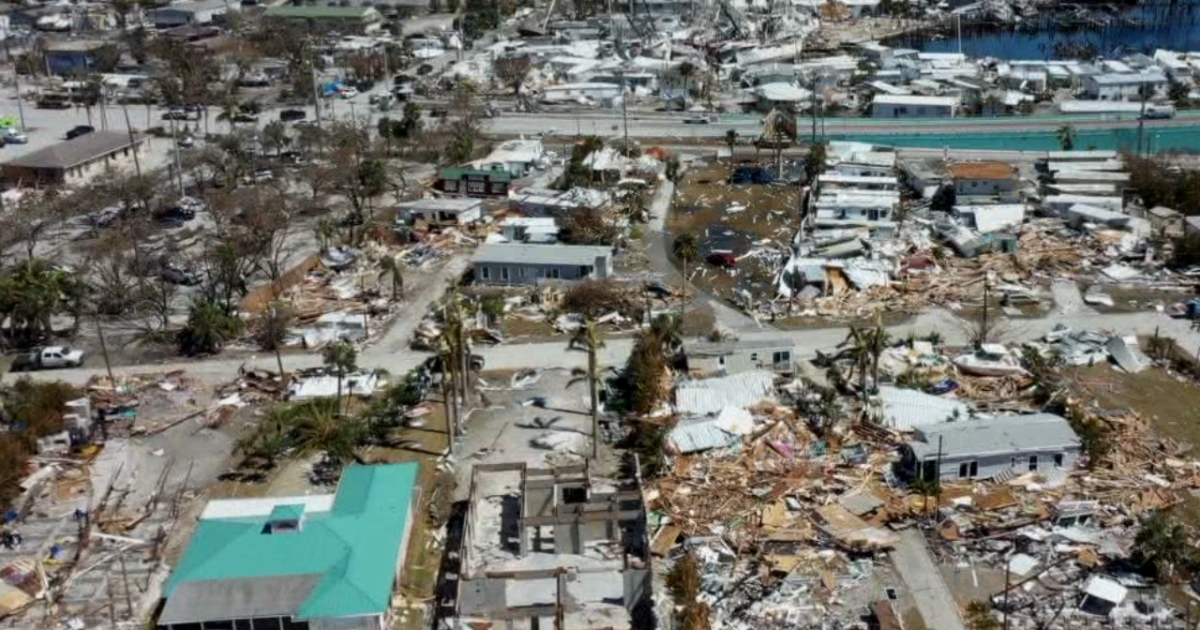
(1066, 364), (1200, 451)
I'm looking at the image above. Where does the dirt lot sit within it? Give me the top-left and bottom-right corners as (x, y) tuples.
(667, 160), (800, 305)
(1078, 283), (1194, 314)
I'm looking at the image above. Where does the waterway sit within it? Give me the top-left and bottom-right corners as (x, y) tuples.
(890, 0), (1200, 59)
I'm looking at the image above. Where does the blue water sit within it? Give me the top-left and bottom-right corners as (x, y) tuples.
(896, 0), (1200, 59)
(807, 125), (1200, 153)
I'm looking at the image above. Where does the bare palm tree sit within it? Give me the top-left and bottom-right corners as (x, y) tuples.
(571, 318), (606, 460)
(672, 233), (699, 320)
(377, 255), (404, 301)
(322, 340), (358, 415)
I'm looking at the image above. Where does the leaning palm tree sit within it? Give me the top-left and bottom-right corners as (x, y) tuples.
(322, 340), (358, 415)
(841, 325), (871, 401)
(672, 233), (700, 320)
(571, 318), (606, 460)
(377, 255), (405, 301)
(437, 335), (459, 451)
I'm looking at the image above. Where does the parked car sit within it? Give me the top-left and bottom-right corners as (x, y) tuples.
(154, 201), (196, 225)
(279, 108), (307, 122)
(37, 96), (71, 109)
(66, 125), (94, 140)
(231, 112), (259, 123)
(706, 252), (738, 268)
(162, 109), (189, 121)
(11, 346), (85, 372)
(423, 354), (485, 374)
(4, 129), (28, 144)
(339, 87), (359, 99)
(177, 135), (195, 149)
(682, 115), (715, 124)
(160, 261), (203, 285)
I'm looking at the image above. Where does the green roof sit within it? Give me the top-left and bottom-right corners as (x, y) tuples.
(164, 463), (419, 621)
(269, 503), (306, 522)
(264, 5), (378, 19)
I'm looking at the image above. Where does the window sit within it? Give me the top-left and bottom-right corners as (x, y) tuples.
(750, 353), (759, 362)
(958, 461), (978, 479)
(1053, 453), (1065, 468)
(1028, 455), (1039, 471)
(550, 268), (561, 279)
(481, 267), (490, 280)
(580, 265), (591, 277)
(772, 350), (791, 365)
(501, 267), (510, 281)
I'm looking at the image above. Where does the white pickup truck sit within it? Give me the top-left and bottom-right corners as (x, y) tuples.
(11, 346), (85, 372)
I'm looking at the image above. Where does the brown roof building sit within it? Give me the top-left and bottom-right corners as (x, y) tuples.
(2, 132), (144, 186)
(947, 160), (1020, 201)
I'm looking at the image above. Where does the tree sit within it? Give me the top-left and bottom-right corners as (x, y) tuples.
(672, 233), (699, 319)
(177, 300), (243, 356)
(724, 129), (738, 160)
(235, 406), (293, 469)
(322, 340), (358, 415)
(378, 255), (405, 301)
(445, 134), (474, 165)
(1056, 124), (1077, 151)
(677, 61), (697, 108)
(840, 325), (871, 401)
(1169, 81), (1191, 107)
(571, 319), (605, 460)
(650, 313), (683, 353)
(625, 328), (667, 415)
(666, 553), (711, 630)
(0, 260), (82, 346)
(1133, 512), (1191, 581)
(494, 56), (532, 95)
(255, 300), (294, 378)
(863, 312), (890, 396)
(263, 120), (290, 156)
(804, 140), (828, 183)
(291, 397), (365, 465)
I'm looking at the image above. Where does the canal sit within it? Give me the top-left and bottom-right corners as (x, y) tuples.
(889, 0), (1200, 59)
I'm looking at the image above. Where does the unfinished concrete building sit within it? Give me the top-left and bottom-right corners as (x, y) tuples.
(454, 462), (651, 630)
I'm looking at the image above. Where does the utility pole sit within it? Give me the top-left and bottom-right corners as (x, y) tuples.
(120, 102), (142, 178)
(311, 68), (323, 130)
(956, 13), (962, 56)
(95, 313), (115, 387)
(169, 117), (184, 196)
(978, 275), (990, 350)
(621, 71), (629, 149)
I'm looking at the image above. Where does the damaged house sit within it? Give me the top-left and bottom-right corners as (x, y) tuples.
(455, 462), (650, 630)
(899, 413), (1081, 482)
(472, 243), (614, 285)
(683, 337), (796, 376)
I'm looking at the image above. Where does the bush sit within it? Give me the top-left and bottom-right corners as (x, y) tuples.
(560, 207), (619, 245)
(629, 225), (644, 240)
(178, 301), (244, 356)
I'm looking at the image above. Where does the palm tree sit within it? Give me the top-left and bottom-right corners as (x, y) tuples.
(235, 406), (293, 469)
(322, 340), (358, 415)
(291, 397), (364, 464)
(437, 335), (459, 451)
(650, 313), (683, 352)
(841, 325), (871, 401)
(571, 318), (605, 460)
(672, 233), (699, 320)
(1056, 124), (1077, 151)
(863, 312), (890, 395)
(377, 255), (404, 301)
(441, 291), (471, 410)
(218, 98), (241, 131)
(263, 120), (290, 157)
(724, 128), (738, 161)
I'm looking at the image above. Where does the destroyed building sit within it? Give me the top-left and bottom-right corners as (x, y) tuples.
(682, 337), (797, 376)
(455, 463), (650, 630)
(472, 243), (614, 285)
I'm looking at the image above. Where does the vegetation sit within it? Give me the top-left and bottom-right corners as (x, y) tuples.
(322, 340), (359, 415)
(672, 233), (700, 319)
(666, 553), (711, 630)
(1126, 153), (1200, 217)
(0, 379), (81, 510)
(624, 328), (669, 415)
(178, 300), (244, 356)
(1056, 124), (1077, 151)
(804, 140), (828, 183)
(1132, 512), (1192, 581)
(965, 601), (1000, 630)
(560, 207), (619, 245)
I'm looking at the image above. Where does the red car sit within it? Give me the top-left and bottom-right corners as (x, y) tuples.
(706, 252), (737, 268)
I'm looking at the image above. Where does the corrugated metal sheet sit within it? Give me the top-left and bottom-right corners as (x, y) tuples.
(675, 371), (775, 416)
(667, 418), (738, 454)
(875, 386), (969, 431)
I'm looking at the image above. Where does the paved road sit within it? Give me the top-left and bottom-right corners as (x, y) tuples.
(17, 302), (1200, 388)
(892, 528), (967, 630)
(485, 111), (1200, 139)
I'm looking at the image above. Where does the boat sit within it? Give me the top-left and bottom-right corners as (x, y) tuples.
(953, 344), (1028, 377)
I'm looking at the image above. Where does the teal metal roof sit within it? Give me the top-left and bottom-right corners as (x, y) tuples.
(269, 503), (306, 522)
(165, 463), (419, 621)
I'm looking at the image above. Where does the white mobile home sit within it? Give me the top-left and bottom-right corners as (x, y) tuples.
(871, 94), (958, 118)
